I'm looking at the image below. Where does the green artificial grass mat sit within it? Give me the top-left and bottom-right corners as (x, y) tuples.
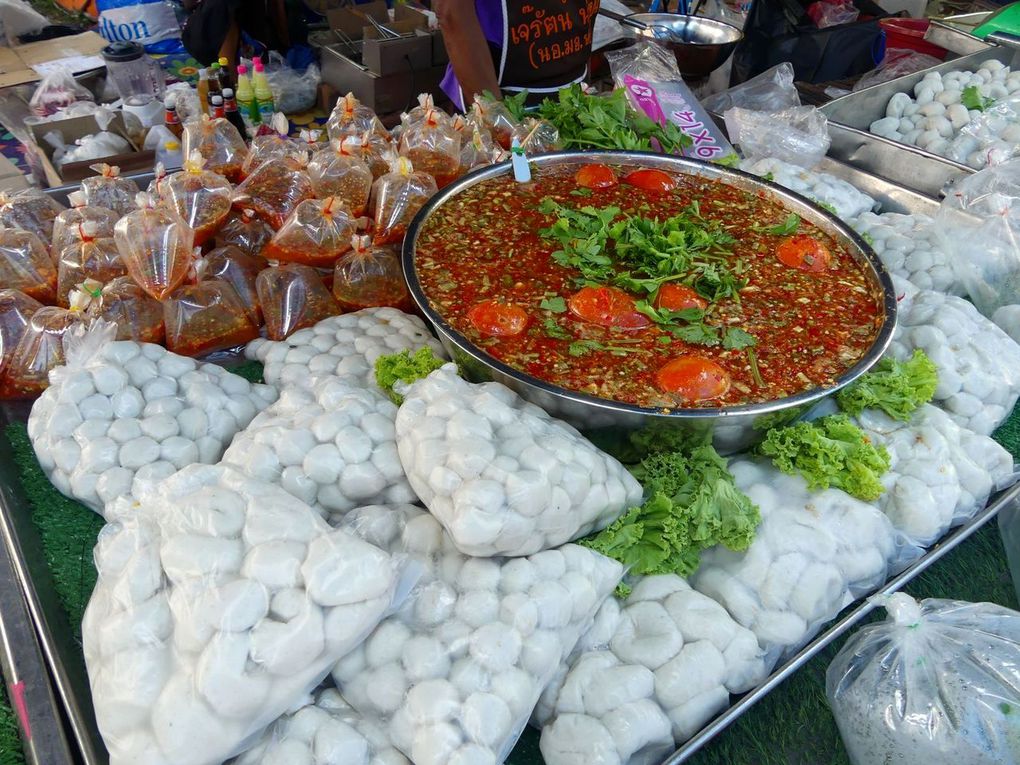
(0, 361), (1018, 765)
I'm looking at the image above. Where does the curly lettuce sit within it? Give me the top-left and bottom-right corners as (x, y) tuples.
(835, 349), (938, 421)
(374, 348), (449, 404)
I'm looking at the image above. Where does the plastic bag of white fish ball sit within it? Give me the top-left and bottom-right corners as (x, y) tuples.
(394, 364), (643, 557)
(332, 504), (624, 765)
(82, 464), (416, 765)
(887, 287), (1020, 436)
(992, 304), (1020, 345)
(827, 593), (1020, 765)
(854, 404), (1016, 547)
(231, 687), (410, 765)
(691, 458), (917, 664)
(536, 575), (769, 765)
(849, 212), (962, 295)
(946, 97), (1020, 170)
(245, 308), (447, 391)
(27, 320), (277, 517)
(724, 106), (830, 169)
(222, 375), (416, 520)
(740, 156), (877, 221)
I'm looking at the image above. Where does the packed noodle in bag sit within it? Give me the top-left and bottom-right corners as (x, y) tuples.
(88, 276), (164, 343)
(182, 115), (249, 183)
(398, 107), (460, 188)
(114, 193), (194, 300)
(56, 222), (126, 306)
(51, 191), (118, 253)
(512, 117), (561, 154)
(213, 208), (272, 257)
(0, 226), (57, 303)
(471, 91), (520, 149)
(371, 156), (437, 246)
(0, 188), (65, 244)
(257, 262), (341, 340)
(332, 235), (411, 311)
(240, 114), (302, 178)
(163, 262), (260, 357)
(263, 196), (356, 267)
(0, 289), (42, 378)
(326, 92), (386, 141)
(359, 129), (393, 179)
(199, 245), (264, 324)
(232, 152), (314, 230)
(164, 151), (233, 246)
(308, 137), (373, 216)
(80, 164), (140, 217)
(0, 305), (81, 398)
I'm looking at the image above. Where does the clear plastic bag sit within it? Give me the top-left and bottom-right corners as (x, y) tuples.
(332, 504), (623, 765)
(853, 49), (944, 93)
(90, 276), (165, 344)
(51, 190), (119, 253)
(741, 157), (877, 221)
(0, 188), (65, 244)
(263, 196), (356, 267)
(702, 63), (800, 115)
(370, 156), (438, 246)
(81, 463), (413, 765)
(256, 263), (341, 341)
(265, 51), (320, 114)
(470, 92), (519, 150)
(1002, 499), (1020, 603)
(0, 305), (81, 399)
(511, 117), (561, 156)
(80, 163), (140, 218)
(806, 0), (859, 28)
(453, 116), (495, 173)
(29, 68), (94, 117)
(308, 137), (373, 217)
(147, 162), (170, 200)
(326, 92), (386, 142)
(398, 107), (461, 189)
(945, 96), (1020, 171)
(933, 159), (1020, 315)
(240, 114), (301, 178)
(232, 153), (314, 230)
(46, 130), (131, 167)
(0, 288), (42, 379)
(827, 593), (1020, 765)
(163, 277), (260, 357)
(200, 245), (265, 325)
(56, 222), (126, 307)
(0, 226), (57, 304)
(332, 235), (411, 312)
(214, 209), (273, 258)
(401, 93), (448, 132)
(182, 115), (250, 184)
(113, 193), (195, 300)
(724, 106), (831, 169)
(394, 364), (644, 557)
(359, 129), (395, 180)
(26, 320), (277, 514)
(164, 151), (234, 246)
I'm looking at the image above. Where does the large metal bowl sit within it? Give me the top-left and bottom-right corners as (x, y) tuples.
(402, 151), (897, 453)
(631, 14), (743, 77)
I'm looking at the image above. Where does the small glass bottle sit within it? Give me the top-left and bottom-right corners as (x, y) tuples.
(164, 95), (183, 139)
(211, 94), (225, 119)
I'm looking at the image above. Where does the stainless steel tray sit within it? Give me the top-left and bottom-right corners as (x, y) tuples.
(925, 12), (993, 57)
(821, 46), (1019, 198)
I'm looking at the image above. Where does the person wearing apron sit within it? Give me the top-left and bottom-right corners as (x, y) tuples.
(437, 0), (600, 111)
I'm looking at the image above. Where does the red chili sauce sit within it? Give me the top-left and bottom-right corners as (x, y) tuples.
(414, 164), (884, 409)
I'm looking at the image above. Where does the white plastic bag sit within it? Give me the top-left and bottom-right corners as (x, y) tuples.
(332, 504), (624, 765)
(29, 68), (94, 117)
(853, 49), (943, 93)
(740, 156), (877, 220)
(82, 463), (416, 765)
(702, 63), (800, 114)
(850, 211), (961, 294)
(993, 303), (1020, 345)
(0, 0), (46, 44)
(827, 593), (1020, 765)
(265, 51), (320, 115)
(27, 321), (278, 517)
(394, 364), (643, 557)
(725, 106), (830, 169)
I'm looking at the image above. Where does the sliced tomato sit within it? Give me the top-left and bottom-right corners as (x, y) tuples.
(656, 356), (732, 403)
(568, 286), (651, 330)
(776, 235), (832, 273)
(655, 283), (708, 312)
(575, 163), (618, 190)
(468, 301), (529, 337)
(623, 168), (676, 193)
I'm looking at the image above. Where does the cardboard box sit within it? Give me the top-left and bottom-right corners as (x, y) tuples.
(320, 44), (447, 117)
(0, 32), (107, 88)
(0, 155), (29, 193)
(28, 111), (153, 186)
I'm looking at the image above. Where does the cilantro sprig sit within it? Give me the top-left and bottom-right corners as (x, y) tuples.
(962, 85), (995, 112)
(634, 302), (756, 350)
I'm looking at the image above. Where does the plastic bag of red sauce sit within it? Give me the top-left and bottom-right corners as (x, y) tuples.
(257, 262), (341, 340)
(200, 245), (265, 324)
(51, 190), (119, 253)
(88, 276), (165, 344)
(232, 153), (315, 230)
(0, 189), (65, 245)
(80, 163), (140, 217)
(241, 114), (304, 178)
(512, 117), (561, 154)
(0, 306), (81, 399)
(332, 235), (411, 311)
(326, 92), (387, 142)
(470, 93), (519, 150)
(358, 130), (394, 180)
(56, 222), (126, 307)
(263, 196), (357, 267)
(163, 270), (260, 356)
(453, 115), (495, 174)
(214, 208), (273, 257)
(147, 162), (170, 200)
(308, 137), (373, 217)
(370, 155), (437, 246)
(164, 151), (233, 246)
(0, 289), (43, 379)
(398, 107), (461, 188)
(182, 116), (249, 183)
(113, 193), (195, 300)
(0, 227), (57, 304)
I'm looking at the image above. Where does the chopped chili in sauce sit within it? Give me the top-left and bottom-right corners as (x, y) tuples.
(415, 165), (884, 409)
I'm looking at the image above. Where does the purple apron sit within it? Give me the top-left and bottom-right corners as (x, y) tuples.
(441, 0), (600, 111)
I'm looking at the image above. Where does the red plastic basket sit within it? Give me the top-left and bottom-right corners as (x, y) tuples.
(880, 18), (949, 60)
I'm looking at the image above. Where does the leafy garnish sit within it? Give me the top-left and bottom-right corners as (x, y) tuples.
(502, 89), (530, 121)
(835, 349), (937, 420)
(962, 85), (994, 112)
(757, 414), (891, 500)
(757, 213), (800, 236)
(375, 348), (449, 404)
(814, 200), (838, 216)
(568, 339), (648, 357)
(540, 296), (567, 313)
(634, 301), (756, 350)
(542, 317), (571, 340)
(569, 187), (593, 197)
(537, 198), (619, 284)
(762, 171), (775, 182)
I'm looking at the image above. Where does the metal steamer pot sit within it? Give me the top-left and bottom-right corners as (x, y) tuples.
(402, 151), (898, 453)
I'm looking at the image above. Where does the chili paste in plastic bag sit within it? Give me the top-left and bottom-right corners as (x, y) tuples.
(80, 164), (140, 217)
(182, 116), (249, 183)
(333, 235), (411, 311)
(257, 262), (341, 340)
(232, 153), (315, 230)
(164, 151), (233, 246)
(370, 156), (437, 246)
(0, 226), (57, 303)
(113, 193), (194, 300)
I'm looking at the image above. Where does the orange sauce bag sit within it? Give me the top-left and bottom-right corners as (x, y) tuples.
(56, 222), (126, 307)
(332, 235), (411, 311)
(51, 191), (119, 253)
(0, 226), (57, 303)
(232, 153), (314, 230)
(370, 155), (437, 246)
(262, 196), (356, 267)
(0, 289), (43, 378)
(0, 306), (81, 399)
(182, 115), (249, 183)
(164, 151), (233, 246)
(257, 262), (341, 340)
(113, 193), (194, 300)
(308, 137), (373, 217)
(398, 107), (461, 189)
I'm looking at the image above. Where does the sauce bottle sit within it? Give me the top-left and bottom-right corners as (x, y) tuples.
(252, 56), (275, 122)
(235, 63), (260, 128)
(217, 55), (232, 88)
(222, 88), (247, 136)
(196, 68), (211, 117)
(211, 94), (225, 119)
(164, 95), (183, 139)
(207, 63), (223, 112)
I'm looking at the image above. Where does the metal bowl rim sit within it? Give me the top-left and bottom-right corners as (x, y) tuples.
(402, 150), (897, 422)
(629, 13), (744, 46)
